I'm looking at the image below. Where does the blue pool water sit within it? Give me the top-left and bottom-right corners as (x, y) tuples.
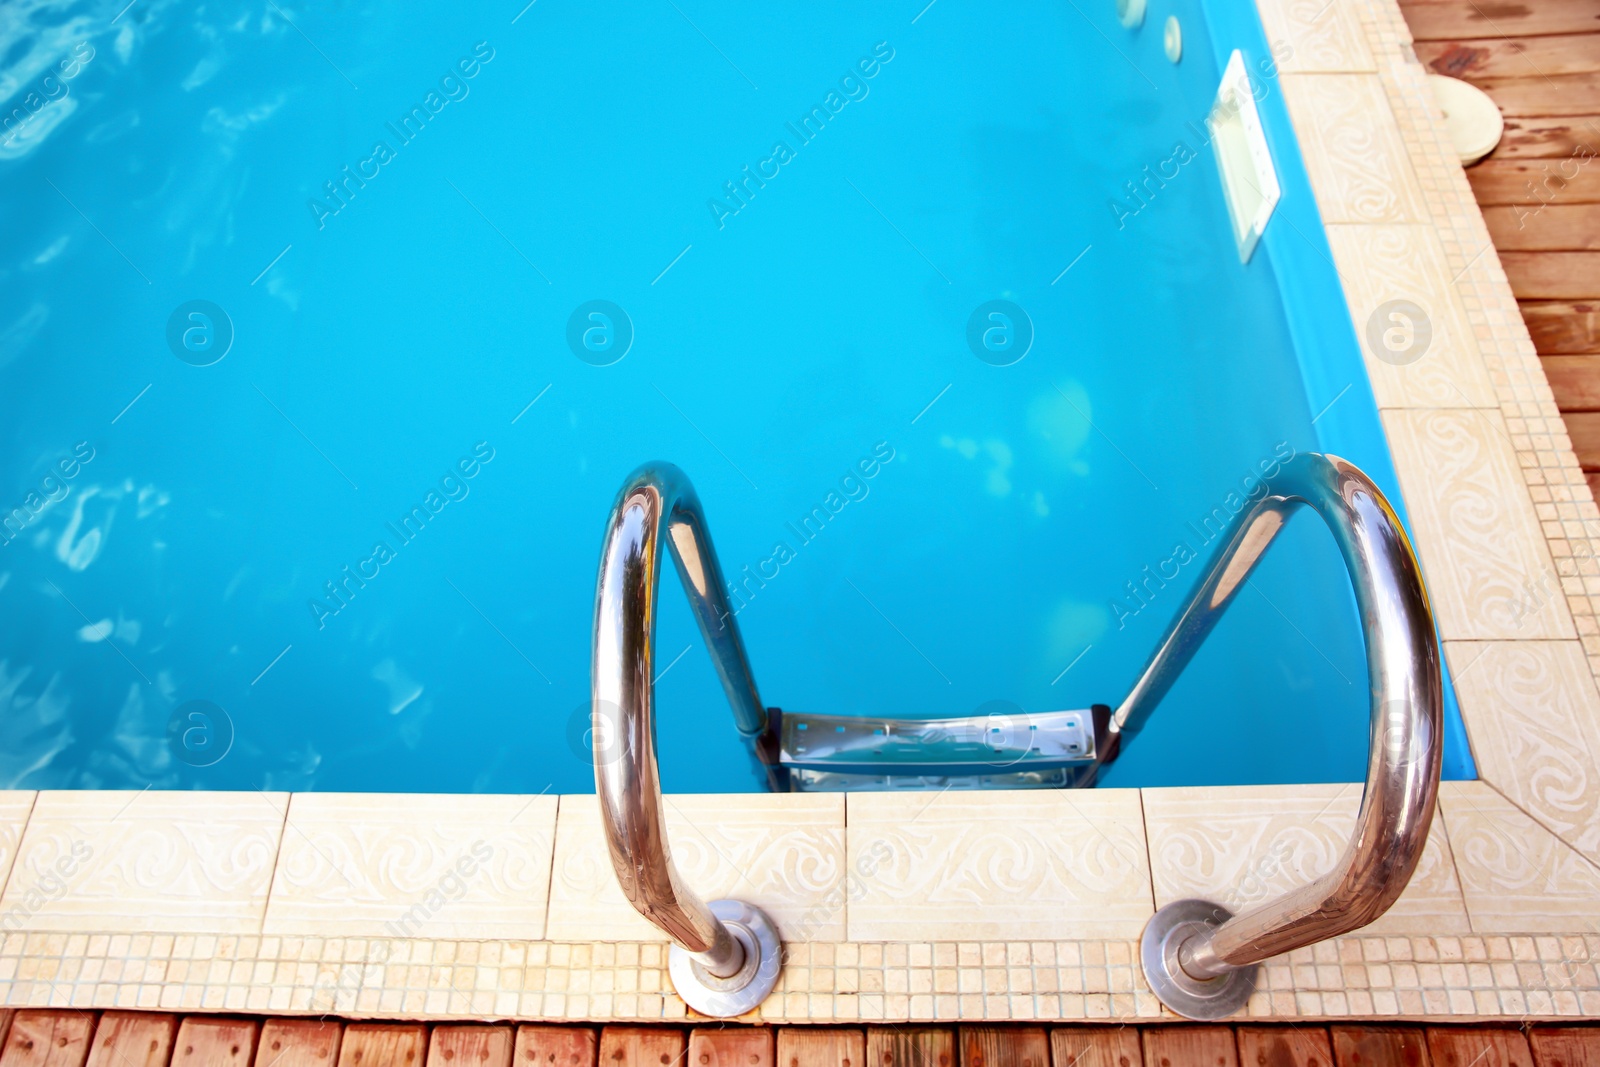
(0, 0), (1473, 792)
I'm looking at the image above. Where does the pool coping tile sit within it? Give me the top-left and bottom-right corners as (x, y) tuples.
(843, 790), (1153, 943)
(263, 793), (558, 941)
(1444, 640), (1600, 860)
(545, 793), (846, 943)
(1324, 223), (1497, 409)
(1141, 784), (1470, 936)
(1380, 408), (1575, 641)
(0, 790), (287, 935)
(0, 793), (37, 926)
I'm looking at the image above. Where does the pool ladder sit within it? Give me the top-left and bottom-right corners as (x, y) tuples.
(588, 452), (1442, 1020)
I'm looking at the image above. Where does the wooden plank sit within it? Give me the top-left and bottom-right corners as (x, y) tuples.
(1330, 1027), (1431, 1067)
(776, 1031), (864, 1067)
(1500, 116), (1600, 159)
(428, 1028), (513, 1067)
(174, 1018), (261, 1067)
(1237, 1030), (1334, 1067)
(1425, 1031), (1533, 1067)
(598, 1029), (685, 1067)
(515, 1029), (596, 1067)
(1050, 1029), (1143, 1067)
(0, 1012), (95, 1067)
(1566, 410), (1600, 464)
(1140, 1029), (1238, 1067)
(259, 1021), (343, 1067)
(0, 1020), (13, 1064)
(866, 1029), (955, 1067)
(1541, 354), (1600, 406)
(1588, 470), (1600, 498)
(1523, 300), (1600, 351)
(1502, 251), (1600, 298)
(1398, 0), (1600, 41)
(688, 1030), (773, 1067)
(1485, 203), (1600, 249)
(1418, 35), (1600, 78)
(1529, 1029), (1600, 1067)
(958, 1029), (1047, 1067)
(1471, 73), (1600, 116)
(1467, 160), (1600, 205)
(85, 1014), (177, 1067)
(336, 1025), (428, 1067)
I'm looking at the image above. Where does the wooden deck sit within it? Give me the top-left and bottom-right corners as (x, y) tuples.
(1401, 0), (1600, 494)
(0, 1011), (1595, 1067)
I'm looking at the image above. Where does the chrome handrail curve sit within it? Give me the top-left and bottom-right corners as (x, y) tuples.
(1121, 452), (1442, 1019)
(592, 462), (781, 1016)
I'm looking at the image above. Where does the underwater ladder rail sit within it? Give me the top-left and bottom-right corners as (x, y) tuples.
(589, 453), (1442, 1020)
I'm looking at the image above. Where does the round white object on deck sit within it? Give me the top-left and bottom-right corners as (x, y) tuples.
(1117, 0), (1146, 29)
(1428, 74), (1503, 165)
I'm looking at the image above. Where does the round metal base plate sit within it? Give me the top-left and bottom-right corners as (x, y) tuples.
(667, 899), (782, 1017)
(1139, 899), (1258, 1020)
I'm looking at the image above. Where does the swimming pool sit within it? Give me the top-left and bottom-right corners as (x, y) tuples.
(0, 0), (1473, 793)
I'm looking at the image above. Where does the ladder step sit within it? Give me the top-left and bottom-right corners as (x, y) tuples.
(788, 766), (1096, 791)
(774, 706), (1109, 780)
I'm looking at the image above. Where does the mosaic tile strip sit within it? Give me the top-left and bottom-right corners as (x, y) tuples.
(0, 933), (1597, 1022)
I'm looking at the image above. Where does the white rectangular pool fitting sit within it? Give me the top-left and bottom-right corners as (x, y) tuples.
(1209, 50), (1280, 263)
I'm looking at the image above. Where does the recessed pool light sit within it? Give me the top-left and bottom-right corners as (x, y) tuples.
(1164, 16), (1183, 62)
(1117, 0), (1146, 29)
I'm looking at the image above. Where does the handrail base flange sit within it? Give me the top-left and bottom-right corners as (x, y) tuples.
(667, 899), (782, 1017)
(1140, 899), (1258, 1020)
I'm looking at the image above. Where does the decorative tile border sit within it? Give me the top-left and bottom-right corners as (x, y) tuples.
(3, 0), (1600, 1028)
(0, 928), (1597, 1022)
(0, 784), (1594, 1021)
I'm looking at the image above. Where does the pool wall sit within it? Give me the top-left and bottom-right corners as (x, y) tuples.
(1, 0), (1599, 1024)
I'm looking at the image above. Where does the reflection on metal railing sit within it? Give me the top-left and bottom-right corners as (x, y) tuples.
(591, 463), (781, 1018)
(1118, 452), (1442, 1019)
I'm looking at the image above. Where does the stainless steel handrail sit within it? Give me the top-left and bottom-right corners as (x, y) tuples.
(592, 462), (782, 1017)
(1126, 452), (1442, 1019)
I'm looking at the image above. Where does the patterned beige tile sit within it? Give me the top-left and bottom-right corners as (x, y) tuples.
(1142, 784), (1469, 936)
(0, 790), (286, 933)
(1282, 74), (1426, 223)
(1326, 225), (1496, 409)
(1255, 0), (1375, 72)
(1446, 642), (1600, 859)
(1439, 780), (1600, 934)
(263, 793), (558, 939)
(844, 790), (1152, 942)
(1382, 408), (1575, 640)
(546, 793), (845, 942)
(0, 792), (35, 903)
